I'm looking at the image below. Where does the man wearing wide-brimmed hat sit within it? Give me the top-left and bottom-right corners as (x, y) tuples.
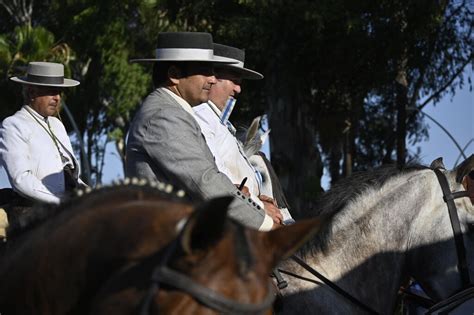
(193, 44), (295, 229)
(0, 61), (84, 206)
(126, 32), (271, 230)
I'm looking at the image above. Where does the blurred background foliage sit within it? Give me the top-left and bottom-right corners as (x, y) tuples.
(0, 0), (471, 214)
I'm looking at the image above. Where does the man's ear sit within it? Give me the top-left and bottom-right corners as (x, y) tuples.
(168, 65), (182, 84)
(26, 86), (36, 99)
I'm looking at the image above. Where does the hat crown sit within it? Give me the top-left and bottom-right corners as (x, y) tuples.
(157, 32), (214, 49)
(213, 44), (245, 63)
(27, 62), (64, 77)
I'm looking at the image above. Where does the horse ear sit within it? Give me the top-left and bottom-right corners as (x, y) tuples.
(455, 154), (474, 183)
(245, 116), (261, 145)
(262, 219), (322, 266)
(180, 196), (234, 255)
(430, 157), (445, 170)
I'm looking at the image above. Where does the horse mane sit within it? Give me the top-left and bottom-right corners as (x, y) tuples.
(5, 179), (188, 240)
(299, 163), (429, 256)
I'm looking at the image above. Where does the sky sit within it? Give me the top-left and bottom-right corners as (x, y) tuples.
(0, 68), (472, 189)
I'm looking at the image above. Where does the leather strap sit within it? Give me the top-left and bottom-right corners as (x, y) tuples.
(433, 168), (471, 288)
(291, 255), (380, 314)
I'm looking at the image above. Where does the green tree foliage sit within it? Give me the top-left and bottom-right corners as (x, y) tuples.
(38, 0), (153, 184)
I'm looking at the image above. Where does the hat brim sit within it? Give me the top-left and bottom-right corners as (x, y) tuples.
(10, 77), (80, 87)
(215, 64), (264, 80)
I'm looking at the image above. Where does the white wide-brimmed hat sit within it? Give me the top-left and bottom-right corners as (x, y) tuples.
(131, 32), (236, 64)
(10, 62), (80, 87)
(212, 44), (263, 80)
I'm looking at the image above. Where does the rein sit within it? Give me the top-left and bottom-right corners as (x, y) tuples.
(140, 236), (276, 315)
(290, 255), (380, 314)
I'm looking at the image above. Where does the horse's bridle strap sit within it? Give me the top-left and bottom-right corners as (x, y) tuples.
(153, 265), (276, 314)
(433, 168), (471, 288)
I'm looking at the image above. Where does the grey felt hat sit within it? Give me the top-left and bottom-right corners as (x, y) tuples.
(131, 32), (235, 64)
(10, 62), (80, 87)
(213, 44), (263, 80)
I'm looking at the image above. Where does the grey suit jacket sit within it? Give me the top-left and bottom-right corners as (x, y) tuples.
(126, 88), (267, 229)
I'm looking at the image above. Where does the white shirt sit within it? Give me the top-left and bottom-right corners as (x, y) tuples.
(0, 106), (80, 204)
(194, 101), (274, 230)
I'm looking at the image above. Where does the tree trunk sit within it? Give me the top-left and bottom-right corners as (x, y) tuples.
(265, 76), (324, 219)
(395, 53), (408, 168)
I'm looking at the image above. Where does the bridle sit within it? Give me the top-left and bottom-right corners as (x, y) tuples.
(432, 167), (471, 288)
(404, 167), (473, 314)
(140, 236), (276, 315)
(278, 167), (473, 314)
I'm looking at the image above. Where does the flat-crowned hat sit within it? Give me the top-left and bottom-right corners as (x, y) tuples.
(10, 62), (80, 87)
(213, 44), (263, 80)
(131, 32), (236, 64)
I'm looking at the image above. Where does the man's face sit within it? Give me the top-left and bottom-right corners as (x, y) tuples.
(175, 63), (217, 106)
(208, 69), (242, 111)
(29, 86), (62, 117)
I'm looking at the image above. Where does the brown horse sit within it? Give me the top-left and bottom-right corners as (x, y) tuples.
(0, 182), (320, 315)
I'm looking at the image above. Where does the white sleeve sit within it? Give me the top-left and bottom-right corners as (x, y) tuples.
(0, 118), (60, 204)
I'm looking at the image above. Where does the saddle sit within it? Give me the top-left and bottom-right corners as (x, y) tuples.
(0, 188), (36, 240)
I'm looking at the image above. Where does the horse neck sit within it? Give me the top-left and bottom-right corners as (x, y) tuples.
(282, 170), (437, 313)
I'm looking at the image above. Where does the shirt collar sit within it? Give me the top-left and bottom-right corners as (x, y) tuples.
(161, 87), (196, 118)
(23, 105), (48, 122)
(206, 101), (222, 118)
(207, 100), (222, 121)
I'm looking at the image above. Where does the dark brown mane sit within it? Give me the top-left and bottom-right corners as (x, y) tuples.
(5, 180), (189, 240)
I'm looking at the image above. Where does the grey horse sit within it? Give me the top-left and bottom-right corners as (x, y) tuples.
(274, 155), (474, 314)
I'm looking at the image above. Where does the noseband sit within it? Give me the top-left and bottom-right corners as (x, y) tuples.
(140, 238), (275, 315)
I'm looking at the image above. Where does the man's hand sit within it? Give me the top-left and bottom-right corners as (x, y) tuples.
(260, 195), (283, 225)
(235, 184), (251, 197)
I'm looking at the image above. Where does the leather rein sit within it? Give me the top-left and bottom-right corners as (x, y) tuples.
(140, 236), (276, 315)
(279, 167), (472, 314)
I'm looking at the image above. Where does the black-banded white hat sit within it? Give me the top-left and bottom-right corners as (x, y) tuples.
(130, 32), (235, 64)
(10, 62), (80, 87)
(213, 44), (263, 80)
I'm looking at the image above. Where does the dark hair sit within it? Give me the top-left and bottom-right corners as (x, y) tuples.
(152, 62), (172, 87)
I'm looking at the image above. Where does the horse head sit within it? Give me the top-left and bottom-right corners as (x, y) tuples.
(408, 154), (474, 302)
(93, 195), (321, 315)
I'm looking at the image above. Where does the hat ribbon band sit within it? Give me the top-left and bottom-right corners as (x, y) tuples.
(26, 74), (64, 85)
(214, 56), (244, 68)
(155, 48), (214, 60)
